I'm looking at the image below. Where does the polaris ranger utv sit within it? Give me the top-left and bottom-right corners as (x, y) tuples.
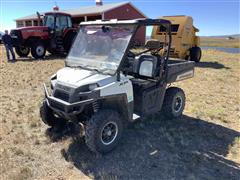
(40, 19), (195, 153)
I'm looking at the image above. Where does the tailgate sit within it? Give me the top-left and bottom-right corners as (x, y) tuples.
(166, 60), (195, 83)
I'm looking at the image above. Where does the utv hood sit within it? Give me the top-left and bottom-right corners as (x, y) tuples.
(56, 67), (114, 87)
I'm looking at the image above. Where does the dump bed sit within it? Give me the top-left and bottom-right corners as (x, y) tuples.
(166, 60), (195, 83)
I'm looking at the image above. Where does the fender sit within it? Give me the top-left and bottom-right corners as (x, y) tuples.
(63, 28), (78, 52)
(99, 94), (134, 122)
(63, 28), (77, 38)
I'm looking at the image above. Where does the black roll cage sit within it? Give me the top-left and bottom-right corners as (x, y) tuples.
(79, 19), (172, 81)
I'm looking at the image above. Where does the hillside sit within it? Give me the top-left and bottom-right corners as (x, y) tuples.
(200, 37), (240, 48)
(201, 34), (240, 38)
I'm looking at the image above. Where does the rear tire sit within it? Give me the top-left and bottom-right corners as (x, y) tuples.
(15, 46), (30, 57)
(85, 110), (123, 153)
(31, 41), (46, 59)
(63, 31), (77, 53)
(161, 87), (185, 119)
(190, 46), (201, 62)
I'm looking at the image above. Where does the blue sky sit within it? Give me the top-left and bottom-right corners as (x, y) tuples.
(0, 0), (239, 36)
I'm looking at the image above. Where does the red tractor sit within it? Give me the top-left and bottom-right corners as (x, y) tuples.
(10, 11), (77, 59)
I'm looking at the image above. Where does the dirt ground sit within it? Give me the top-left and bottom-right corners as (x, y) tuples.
(0, 45), (240, 180)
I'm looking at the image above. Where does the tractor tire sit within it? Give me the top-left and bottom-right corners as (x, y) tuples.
(85, 109), (123, 153)
(161, 87), (185, 119)
(31, 41), (46, 59)
(15, 46), (30, 57)
(190, 46), (202, 62)
(63, 31), (77, 53)
(40, 100), (65, 127)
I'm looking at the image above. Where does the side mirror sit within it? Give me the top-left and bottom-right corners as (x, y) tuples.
(139, 60), (154, 77)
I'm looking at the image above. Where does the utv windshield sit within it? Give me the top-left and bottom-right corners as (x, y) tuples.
(66, 24), (136, 74)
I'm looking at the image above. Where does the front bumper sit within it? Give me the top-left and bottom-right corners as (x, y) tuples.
(44, 84), (94, 117)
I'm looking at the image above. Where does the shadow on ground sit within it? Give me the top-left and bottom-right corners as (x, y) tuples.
(54, 115), (240, 180)
(15, 54), (66, 62)
(45, 122), (81, 142)
(196, 61), (230, 69)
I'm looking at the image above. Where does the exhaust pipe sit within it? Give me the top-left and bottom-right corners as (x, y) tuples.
(36, 11), (41, 26)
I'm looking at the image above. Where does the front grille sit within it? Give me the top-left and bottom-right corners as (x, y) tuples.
(10, 30), (22, 37)
(10, 30), (22, 46)
(51, 102), (65, 112)
(56, 83), (72, 92)
(53, 89), (70, 102)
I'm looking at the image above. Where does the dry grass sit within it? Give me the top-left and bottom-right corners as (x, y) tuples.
(201, 37), (240, 48)
(0, 45), (240, 179)
(175, 50), (240, 128)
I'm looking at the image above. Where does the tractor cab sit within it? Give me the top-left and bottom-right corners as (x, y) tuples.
(42, 12), (77, 54)
(43, 12), (73, 32)
(10, 8), (77, 59)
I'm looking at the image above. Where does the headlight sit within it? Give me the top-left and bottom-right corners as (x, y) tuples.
(88, 84), (98, 91)
(50, 79), (57, 89)
(50, 73), (57, 80)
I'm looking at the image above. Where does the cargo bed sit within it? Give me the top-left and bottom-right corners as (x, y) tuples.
(167, 59), (195, 83)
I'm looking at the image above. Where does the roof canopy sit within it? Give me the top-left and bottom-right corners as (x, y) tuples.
(80, 18), (171, 26)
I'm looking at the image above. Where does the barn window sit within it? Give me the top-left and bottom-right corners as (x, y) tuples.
(16, 21), (24, 27)
(33, 20), (38, 26)
(25, 20), (32, 26)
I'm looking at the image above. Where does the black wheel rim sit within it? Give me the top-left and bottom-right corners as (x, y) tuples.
(36, 46), (44, 56)
(101, 121), (118, 145)
(20, 47), (29, 54)
(174, 95), (183, 113)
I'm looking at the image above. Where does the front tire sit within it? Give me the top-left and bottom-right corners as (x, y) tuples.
(190, 46), (202, 62)
(161, 87), (186, 119)
(85, 110), (123, 153)
(31, 41), (46, 59)
(40, 100), (65, 127)
(15, 46), (30, 57)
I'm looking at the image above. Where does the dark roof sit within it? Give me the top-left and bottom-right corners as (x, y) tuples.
(15, 1), (146, 21)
